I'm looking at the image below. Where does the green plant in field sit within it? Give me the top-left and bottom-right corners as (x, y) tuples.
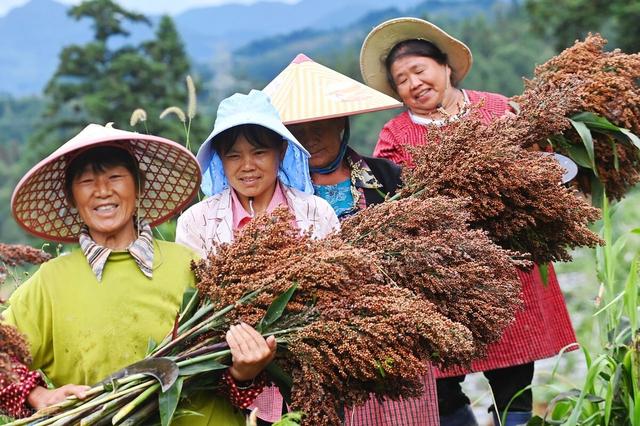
(529, 195), (640, 425)
(130, 75), (199, 153)
(548, 112), (640, 208)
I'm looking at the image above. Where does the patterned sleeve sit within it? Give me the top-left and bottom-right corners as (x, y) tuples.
(221, 370), (267, 409)
(0, 359), (43, 418)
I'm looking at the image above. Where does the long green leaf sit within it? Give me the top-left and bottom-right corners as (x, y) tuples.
(572, 112), (621, 131)
(612, 234), (629, 260)
(570, 118), (596, 172)
(178, 287), (199, 325)
(620, 128), (640, 150)
(145, 338), (157, 356)
(565, 143), (593, 169)
(593, 291), (625, 317)
(112, 382), (160, 424)
(159, 377), (183, 426)
(273, 412), (304, 426)
(538, 263), (549, 286)
(565, 354), (612, 426)
(623, 258), (638, 336)
(256, 282), (298, 333)
(604, 364), (622, 424)
(590, 176), (605, 209)
(179, 359), (228, 376)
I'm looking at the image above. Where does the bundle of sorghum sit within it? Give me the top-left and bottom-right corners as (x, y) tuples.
(14, 208), (489, 426)
(340, 196), (524, 359)
(0, 323), (31, 386)
(0, 243), (51, 279)
(196, 208), (477, 425)
(514, 34), (640, 199)
(399, 106), (602, 264)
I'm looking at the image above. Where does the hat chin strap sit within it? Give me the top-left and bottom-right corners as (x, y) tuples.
(309, 121), (350, 175)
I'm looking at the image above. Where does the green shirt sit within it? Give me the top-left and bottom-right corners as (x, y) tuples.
(3, 240), (243, 425)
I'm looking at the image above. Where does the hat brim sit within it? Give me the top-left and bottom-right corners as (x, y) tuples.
(196, 111), (309, 171)
(263, 53), (402, 125)
(12, 127), (201, 243)
(360, 17), (473, 100)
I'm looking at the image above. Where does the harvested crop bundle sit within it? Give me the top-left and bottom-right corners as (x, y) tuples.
(399, 109), (602, 264)
(14, 208), (482, 426)
(0, 323), (31, 386)
(196, 208), (476, 425)
(0, 243), (51, 279)
(341, 196), (524, 359)
(514, 34), (640, 200)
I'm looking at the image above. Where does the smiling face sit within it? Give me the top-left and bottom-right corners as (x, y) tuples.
(390, 54), (451, 116)
(220, 133), (283, 210)
(71, 164), (138, 248)
(288, 118), (345, 169)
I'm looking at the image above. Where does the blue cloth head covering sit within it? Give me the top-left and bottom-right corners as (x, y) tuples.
(196, 90), (314, 196)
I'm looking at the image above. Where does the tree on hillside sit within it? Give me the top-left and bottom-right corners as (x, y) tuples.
(32, 0), (201, 164)
(69, 0), (149, 42)
(526, 0), (640, 53)
(2, 0), (205, 244)
(453, 5), (555, 96)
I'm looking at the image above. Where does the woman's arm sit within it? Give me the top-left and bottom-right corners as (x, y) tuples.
(27, 384), (90, 411)
(0, 359), (43, 417)
(220, 322), (276, 409)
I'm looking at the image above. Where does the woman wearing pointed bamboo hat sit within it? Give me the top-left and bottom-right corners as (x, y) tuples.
(359, 17), (578, 426)
(261, 53), (440, 426)
(1, 124), (274, 424)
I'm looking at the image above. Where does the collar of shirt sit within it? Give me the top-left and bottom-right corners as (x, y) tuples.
(408, 89), (470, 127)
(78, 219), (154, 282)
(230, 181), (289, 230)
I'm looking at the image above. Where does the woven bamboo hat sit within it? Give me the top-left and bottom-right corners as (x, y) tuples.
(12, 124), (201, 243)
(263, 53), (402, 124)
(360, 17), (473, 99)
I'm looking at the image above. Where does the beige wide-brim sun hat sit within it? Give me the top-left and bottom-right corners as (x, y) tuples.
(11, 124), (201, 243)
(360, 17), (473, 100)
(263, 53), (402, 124)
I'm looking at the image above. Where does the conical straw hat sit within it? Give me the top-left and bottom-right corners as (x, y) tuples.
(263, 54), (402, 124)
(12, 124), (201, 243)
(360, 17), (473, 99)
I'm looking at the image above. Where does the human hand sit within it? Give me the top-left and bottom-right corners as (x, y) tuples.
(226, 322), (277, 382)
(27, 384), (91, 410)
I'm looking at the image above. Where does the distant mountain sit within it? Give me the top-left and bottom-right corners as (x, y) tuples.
(232, 0), (506, 85)
(0, 0), (427, 96)
(0, 0), (88, 96)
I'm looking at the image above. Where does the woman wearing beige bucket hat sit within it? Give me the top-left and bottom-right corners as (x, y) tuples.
(360, 17), (578, 426)
(1, 124), (275, 424)
(261, 53), (439, 426)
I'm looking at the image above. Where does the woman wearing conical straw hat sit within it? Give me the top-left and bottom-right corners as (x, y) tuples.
(261, 53), (439, 426)
(360, 17), (578, 426)
(1, 124), (274, 424)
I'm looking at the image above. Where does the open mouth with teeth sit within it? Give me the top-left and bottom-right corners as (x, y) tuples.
(415, 88), (433, 101)
(239, 176), (260, 184)
(94, 203), (119, 213)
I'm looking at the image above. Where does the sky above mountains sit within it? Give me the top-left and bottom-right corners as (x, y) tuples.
(0, 0), (297, 16)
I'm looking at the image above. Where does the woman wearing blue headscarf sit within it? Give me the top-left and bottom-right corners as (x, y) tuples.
(176, 89), (339, 423)
(176, 90), (339, 257)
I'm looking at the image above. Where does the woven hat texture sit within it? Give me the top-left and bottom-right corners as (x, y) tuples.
(12, 124), (201, 242)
